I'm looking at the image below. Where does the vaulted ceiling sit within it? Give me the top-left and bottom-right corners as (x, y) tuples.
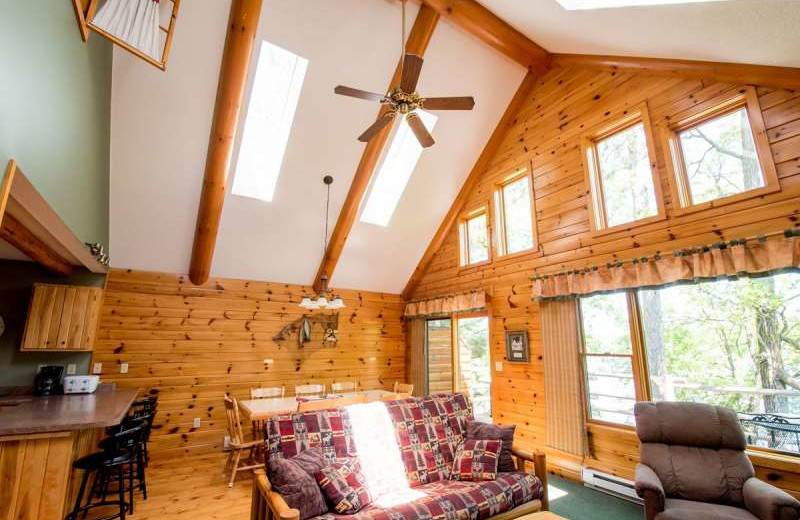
(99, 0), (800, 294)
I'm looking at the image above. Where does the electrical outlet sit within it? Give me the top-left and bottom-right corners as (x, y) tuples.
(93, 362), (102, 374)
(193, 417), (201, 428)
(120, 363), (129, 374)
(495, 361), (503, 372)
(66, 364), (77, 375)
(223, 435), (231, 450)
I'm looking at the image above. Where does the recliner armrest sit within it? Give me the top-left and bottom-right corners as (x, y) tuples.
(744, 477), (800, 520)
(636, 463), (665, 520)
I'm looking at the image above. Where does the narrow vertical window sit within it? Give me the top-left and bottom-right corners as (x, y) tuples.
(458, 208), (490, 267)
(495, 170), (536, 256)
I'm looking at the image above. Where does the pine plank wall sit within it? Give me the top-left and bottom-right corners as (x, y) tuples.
(94, 269), (406, 459)
(410, 65), (800, 495)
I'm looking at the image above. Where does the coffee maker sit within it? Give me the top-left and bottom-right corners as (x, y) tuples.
(33, 365), (64, 396)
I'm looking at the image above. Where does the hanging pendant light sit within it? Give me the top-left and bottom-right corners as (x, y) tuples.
(300, 176), (346, 311)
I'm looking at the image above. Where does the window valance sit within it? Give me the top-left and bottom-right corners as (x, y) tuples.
(531, 230), (800, 301)
(404, 291), (487, 319)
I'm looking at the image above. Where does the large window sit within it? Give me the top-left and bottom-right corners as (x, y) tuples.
(457, 316), (491, 420)
(579, 273), (800, 455)
(426, 319), (454, 394)
(494, 170), (537, 256)
(664, 87), (778, 212)
(458, 207), (490, 266)
(581, 107), (663, 233)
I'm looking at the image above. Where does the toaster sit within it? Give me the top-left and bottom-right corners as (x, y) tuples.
(63, 375), (100, 394)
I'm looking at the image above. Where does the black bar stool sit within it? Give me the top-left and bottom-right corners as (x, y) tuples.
(66, 424), (144, 520)
(101, 414), (153, 503)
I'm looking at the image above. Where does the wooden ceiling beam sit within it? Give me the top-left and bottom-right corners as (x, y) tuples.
(0, 214), (74, 277)
(312, 5), (440, 293)
(402, 72), (537, 300)
(406, 0), (551, 74)
(189, 0), (263, 285)
(554, 54), (800, 91)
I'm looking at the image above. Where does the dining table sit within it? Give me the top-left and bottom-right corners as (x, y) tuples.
(238, 389), (395, 422)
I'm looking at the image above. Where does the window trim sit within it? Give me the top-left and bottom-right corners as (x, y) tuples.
(458, 205), (492, 268)
(662, 86), (779, 215)
(492, 165), (539, 259)
(580, 103), (666, 236)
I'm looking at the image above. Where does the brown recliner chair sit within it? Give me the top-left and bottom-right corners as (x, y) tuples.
(634, 401), (800, 520)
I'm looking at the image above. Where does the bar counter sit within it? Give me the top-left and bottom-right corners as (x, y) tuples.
(0, 386), (139, 520)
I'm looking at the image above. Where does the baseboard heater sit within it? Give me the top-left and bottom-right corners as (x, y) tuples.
(582, 468), (642, 504)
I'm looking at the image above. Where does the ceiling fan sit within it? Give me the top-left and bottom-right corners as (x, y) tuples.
(333, 1), (475, 148)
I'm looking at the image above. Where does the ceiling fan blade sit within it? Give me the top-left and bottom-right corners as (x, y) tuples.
(358, 113), (395, 142)
(406, 112), (435, 148)
(400, 53), (424, 93)
(334, 86), (387, 102)
(422, 96), (476, 111)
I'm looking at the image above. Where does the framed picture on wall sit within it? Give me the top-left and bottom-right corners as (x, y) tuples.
(505, 330), (529, 363)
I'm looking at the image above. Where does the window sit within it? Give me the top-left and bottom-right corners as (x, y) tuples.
(426, 319), (454, 394)
(556, 0), (723, 9)
(581, 106), (664, 233)
(458, 207), (490, 266)
(579, 293), (641, 426)
(361, 111), (438, 226)
(494, 169), (537, 256)
(232, 41), (308, 202)
(456, 316), (491, 420)
(665, 87), (778, 211)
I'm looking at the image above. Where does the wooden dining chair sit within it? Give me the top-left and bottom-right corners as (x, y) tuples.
(295, 383), (325, 398)
(250, 386), (285, 399)
(223, 396), (264, 488)
(394, 382), (414, 395)
(331, 381), (358, 393)
(297, 393), (367, 412)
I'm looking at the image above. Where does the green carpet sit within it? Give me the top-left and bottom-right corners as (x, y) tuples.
(548, 475), (643, 520)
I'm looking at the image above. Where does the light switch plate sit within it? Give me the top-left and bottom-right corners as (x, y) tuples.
(66, 364), (77, 375)
(495, 361), (503, 372)
(120, 363), (129, 374)
(93, 362), (102, 374)
(193, 417), (201, 428)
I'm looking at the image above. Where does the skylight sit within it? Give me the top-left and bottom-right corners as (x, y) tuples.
(555, 0), (720, 9)
(360, 110), (438, 227)
(232, 41), (308, 202)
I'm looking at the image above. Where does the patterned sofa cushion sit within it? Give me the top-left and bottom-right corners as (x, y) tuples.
(268, 407), (357, 462)
(310, 471), (544, 520)
(419, 393), (472, 473)
(316, 458), (373, 514)
(451, 439), (502, 481)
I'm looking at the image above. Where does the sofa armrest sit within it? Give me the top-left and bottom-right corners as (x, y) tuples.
(743, 477), (800, 520)
(511, 447), (549, 511)
(635, 464), (665, 520)
(252, 468), (300, 520)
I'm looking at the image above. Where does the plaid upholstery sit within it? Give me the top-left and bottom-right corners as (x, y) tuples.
(419, 394), (473, 475)
(311, 472), (543, 520)
(268, 408), (357, 461)
(451, 440), (502, 481)
(316, 458), (373, 514)
(383, 397), (445, 486)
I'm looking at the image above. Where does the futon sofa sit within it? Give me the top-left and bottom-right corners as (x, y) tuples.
(251, 393), (548, 520)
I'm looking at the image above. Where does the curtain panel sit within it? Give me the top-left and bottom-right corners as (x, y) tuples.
(532, 233), (800, 301)
(541, 298), (589, 458)
(406, 319), (427, 397)
(404, 291), (487, 319)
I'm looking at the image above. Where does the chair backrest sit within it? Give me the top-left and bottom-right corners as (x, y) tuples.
(224, 396), (246, 446)
(380, 392), (411, 401)
(251, 386), (285, 399)
(295, 383), (325, 397)
(297, 393), (367, 412)
(331, 381), (357, 393)
(393, 382), (414, 394)
(635, 401), (754, 505)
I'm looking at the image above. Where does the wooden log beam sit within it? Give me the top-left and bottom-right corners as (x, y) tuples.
(189, 0), (263, 285)
(402, 72), (537, 299)
(553, 53), (800, 91)
(312, 5), (440, 292)
(405, 0), (551, 74)
(0, 214), (74, 277)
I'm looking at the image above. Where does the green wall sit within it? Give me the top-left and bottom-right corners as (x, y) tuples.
(0, 1), (112, 247)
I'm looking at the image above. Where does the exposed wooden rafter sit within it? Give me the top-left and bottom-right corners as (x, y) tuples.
(553, 54), (800, 91)
(402, 72), (537, 299)
(189, 0), (263, 285)
(312, 5), (440, 292)
(404, 0), (551, 74)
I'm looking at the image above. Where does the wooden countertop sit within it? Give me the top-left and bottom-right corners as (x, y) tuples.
(0, 387), (139, 436)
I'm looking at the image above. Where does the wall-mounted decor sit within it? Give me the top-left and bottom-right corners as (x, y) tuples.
(71, 0), (181, 70)
(505, 330), (529, 363)
(273, 313), (340, 348)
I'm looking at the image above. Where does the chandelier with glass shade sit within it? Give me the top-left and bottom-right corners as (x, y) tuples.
(300, 176), (345, 311)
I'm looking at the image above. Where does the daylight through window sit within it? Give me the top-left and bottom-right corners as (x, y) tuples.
(495, 172), (536, 256)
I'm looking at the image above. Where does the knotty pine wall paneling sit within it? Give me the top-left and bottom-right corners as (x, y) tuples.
(411, 66), (800, 494)
(94, 269), (406, 460)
